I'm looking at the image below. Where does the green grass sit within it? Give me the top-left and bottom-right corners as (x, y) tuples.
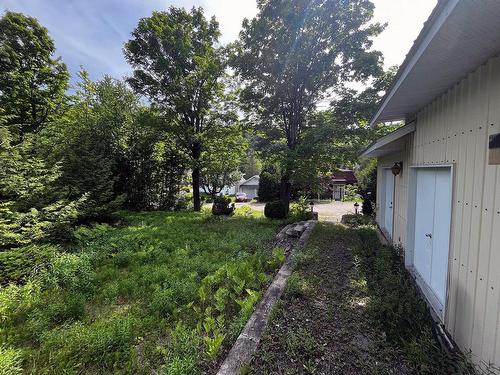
(0, 211), (282, 374)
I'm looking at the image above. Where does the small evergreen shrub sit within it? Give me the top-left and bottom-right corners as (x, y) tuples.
(264, 201), (287, 219)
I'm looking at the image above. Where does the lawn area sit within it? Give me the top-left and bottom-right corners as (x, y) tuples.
(0, 210), (283, 374)
(249, 223), (464, 375)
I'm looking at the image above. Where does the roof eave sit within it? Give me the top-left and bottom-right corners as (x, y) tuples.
(361, 123), (415, 158)
(369, 0), (459, 128)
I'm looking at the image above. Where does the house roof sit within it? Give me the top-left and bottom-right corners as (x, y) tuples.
(370, 0), (500, 127)
(240, 175), (260, 187)
(361, 123), (415, 158)
(331, 169), (357, 185)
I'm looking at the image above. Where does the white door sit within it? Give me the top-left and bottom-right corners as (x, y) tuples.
(384, 169), (395, 238)
(413, 168), (452, 312)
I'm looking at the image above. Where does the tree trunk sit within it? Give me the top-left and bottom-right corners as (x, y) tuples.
(192, 167), (201, 211)
(191, 141), (202, 212)
(279, 173), (291, 213)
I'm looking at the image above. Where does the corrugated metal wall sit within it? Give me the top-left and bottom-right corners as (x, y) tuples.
(377, 55), (500, 367)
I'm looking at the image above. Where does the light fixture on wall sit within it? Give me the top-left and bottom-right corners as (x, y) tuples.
(391, 162), (403, 176)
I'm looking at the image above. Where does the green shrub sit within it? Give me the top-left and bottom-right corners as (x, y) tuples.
(264, 201), (287, 219)
(289, 197), (311, 221)
(0, 346), (23, 375)
(114, 251), (132, 268)
(211, 196), (235, 216)
(361, 195), (374, 216)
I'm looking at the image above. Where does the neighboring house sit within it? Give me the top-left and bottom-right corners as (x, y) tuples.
(362, 1), (500, 368)
(200, 177), (246, 196)
(220, 177), (246, 196)
(329, 169), (357, 201)
(238, 175), (260, 199)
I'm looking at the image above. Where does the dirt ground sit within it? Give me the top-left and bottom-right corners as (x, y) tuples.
(248, 223), (415, 375)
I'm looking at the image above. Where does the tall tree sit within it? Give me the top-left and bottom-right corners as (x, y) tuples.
(232, 0), (384, 210)
(124, 7), (224, 211)
(40, 72), (136, 220)
(0, 11), (69, 135)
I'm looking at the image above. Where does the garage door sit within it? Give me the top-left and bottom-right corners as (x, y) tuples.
(240, 186), (257, 199)
(413, 167), (452, 315)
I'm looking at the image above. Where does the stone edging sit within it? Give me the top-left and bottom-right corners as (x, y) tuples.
(216, 220), (317, 375)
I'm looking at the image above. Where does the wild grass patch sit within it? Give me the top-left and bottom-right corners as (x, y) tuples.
(0, 211), (281, 374)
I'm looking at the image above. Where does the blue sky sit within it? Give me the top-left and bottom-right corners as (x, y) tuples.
(1, 0), (436, 87)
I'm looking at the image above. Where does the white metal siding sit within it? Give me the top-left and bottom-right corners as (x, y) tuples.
(377, 55), (500, 367)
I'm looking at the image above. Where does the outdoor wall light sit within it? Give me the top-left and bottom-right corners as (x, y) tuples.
(391, 162), (403, 176)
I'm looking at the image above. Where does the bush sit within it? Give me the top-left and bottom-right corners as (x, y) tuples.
(264, 201), (287, 219)
(258, 171), (280, 202)
(211, 196), (235, 216)
(289, 197), (311, 221)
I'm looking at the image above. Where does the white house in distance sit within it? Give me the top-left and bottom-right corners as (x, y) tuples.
(238, 175), (259, 200)
(362, 0), (500, 368)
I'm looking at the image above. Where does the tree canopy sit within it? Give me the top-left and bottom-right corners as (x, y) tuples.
(232, 0), (385, 208)
(0, 11), (69, 135)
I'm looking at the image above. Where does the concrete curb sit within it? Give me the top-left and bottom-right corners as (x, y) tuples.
(216, 220), (317, 375)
